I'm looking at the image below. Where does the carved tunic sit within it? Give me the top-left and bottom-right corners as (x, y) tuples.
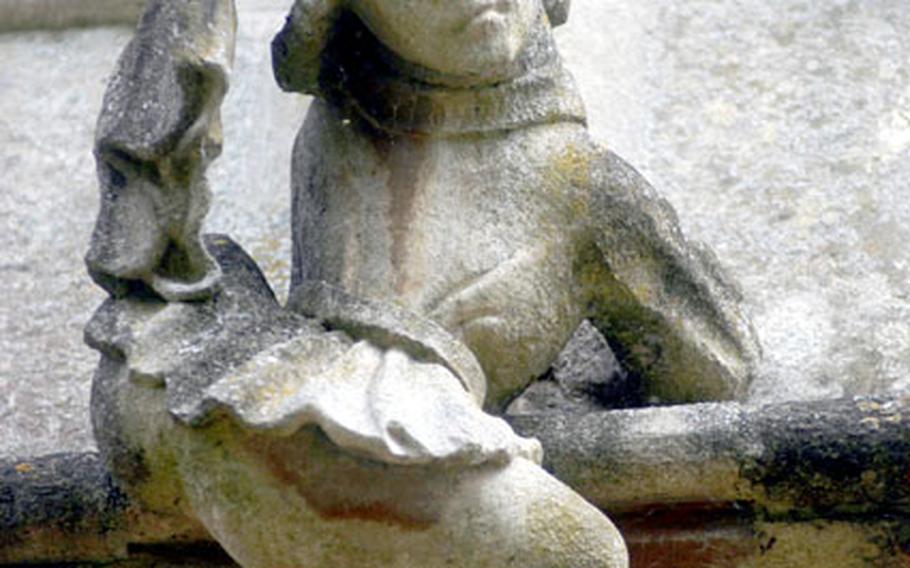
(286, 16), (760, 409)
(293, 111), (592, 408)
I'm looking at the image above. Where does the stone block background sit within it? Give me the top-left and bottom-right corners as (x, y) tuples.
(2, 0), (910, 458)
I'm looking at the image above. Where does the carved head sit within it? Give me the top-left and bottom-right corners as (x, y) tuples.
(273, 0), (571, 94)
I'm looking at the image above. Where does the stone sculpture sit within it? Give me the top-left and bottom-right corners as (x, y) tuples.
(275, 0), (761, 408)
(85, 0), (760, 567)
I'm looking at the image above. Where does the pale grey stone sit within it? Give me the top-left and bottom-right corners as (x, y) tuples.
(86, 240), (612, 566)
(1, 3), (910, 566)
(562, 1), (910, 404)
(5, 393), (910, 565)
(83, 3), (631, 566)
(85, 0), (235, 302)
(288, 280), (489, 405)
(89, 240), (540, 469)
(0, 26), (131, 461)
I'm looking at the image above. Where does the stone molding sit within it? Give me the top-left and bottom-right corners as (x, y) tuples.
(0, 0), (143, 32)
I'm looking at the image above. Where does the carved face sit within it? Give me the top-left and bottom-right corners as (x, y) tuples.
(349, 0), (541, 83)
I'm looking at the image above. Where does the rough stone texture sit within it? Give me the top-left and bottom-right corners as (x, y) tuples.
(288, 280), (490, 406)
(88, 235), (539, 471)
(0, 452), (131, 563)
(3, 0), (910, 455)
(86, 0), (235, 302)
(0, 26), (129, 461)
(80, 3), (633, 562)
(501, 0), (910, 408)
(0, 452), (213, 565)
(85, 238), (625, 568)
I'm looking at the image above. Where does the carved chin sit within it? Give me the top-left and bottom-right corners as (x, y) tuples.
(450, 34), (525, 80)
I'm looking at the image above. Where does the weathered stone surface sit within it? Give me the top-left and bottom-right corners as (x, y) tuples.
(80, 2), (645, 566)
(508, 395), (910, 515)
(0, 25), (131, 461)
(4, 0), (910, 466)
(288, 280), (490, 406)
(86, 0), (235, 302)
(0, 452), (211, 565)
(487, 0), (910, 411)
(571, 1), (910, 404)
(86, 234), (623, 567)
(87, 238), (539, 471)
(0, 452), (131, 563)
(283, 4), (759, 412)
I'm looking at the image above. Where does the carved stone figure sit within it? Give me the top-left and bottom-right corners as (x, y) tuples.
(86, 1), (760, 567)
(275, 0), (760, 406)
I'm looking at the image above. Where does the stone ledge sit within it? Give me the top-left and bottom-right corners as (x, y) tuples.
(0, 0), (143, 32)
(0, 453), (215, 565)
(2, 395), (909, 566)
(0, 0), (287, 32)
(509, 394), (910, 516)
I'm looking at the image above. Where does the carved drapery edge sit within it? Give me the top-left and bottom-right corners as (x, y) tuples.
(85, 0), (236, 302)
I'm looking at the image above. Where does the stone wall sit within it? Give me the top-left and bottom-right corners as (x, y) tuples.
(2, 0), (910, 460)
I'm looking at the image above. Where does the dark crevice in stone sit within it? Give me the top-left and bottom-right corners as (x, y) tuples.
(125, 541), (237, 565)
(507, 320), (644, 415)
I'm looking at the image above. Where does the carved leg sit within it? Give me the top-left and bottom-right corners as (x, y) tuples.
(174, 423), (628, 568)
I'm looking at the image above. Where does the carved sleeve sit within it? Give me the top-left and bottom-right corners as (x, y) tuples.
(85, 0), (236, 301)
(586, 150), (761, 402)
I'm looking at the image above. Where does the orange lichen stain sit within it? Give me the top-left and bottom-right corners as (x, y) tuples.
(316, 502), (434, 531)
(258, 438), (434, 532)
(550, 144), (593, 188)
(14, 463), (34, 473)
(546, 144), (594, 224)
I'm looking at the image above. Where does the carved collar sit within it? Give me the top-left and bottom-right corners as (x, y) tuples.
(321, 13), (588, 137)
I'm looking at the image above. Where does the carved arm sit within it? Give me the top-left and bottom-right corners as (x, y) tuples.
(86, 0), (236, 301)
(585, 150), (761, 403)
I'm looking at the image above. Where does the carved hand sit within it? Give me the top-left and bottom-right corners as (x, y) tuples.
(86, 0), (237, 301)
